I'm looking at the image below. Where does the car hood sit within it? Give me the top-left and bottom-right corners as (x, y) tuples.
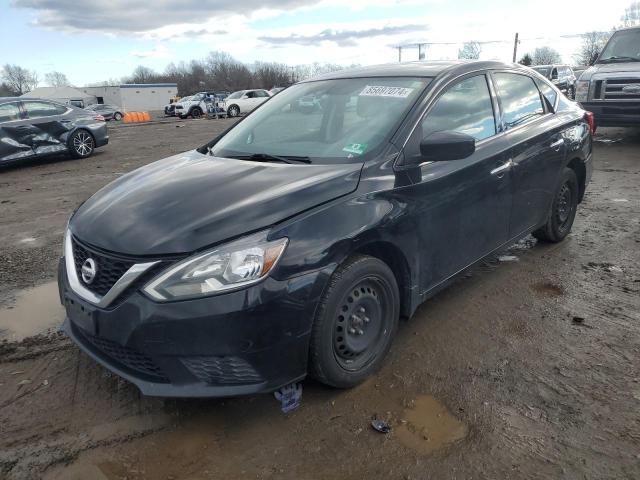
(70, 150), (363, 256)
(580, 62), (640, 79)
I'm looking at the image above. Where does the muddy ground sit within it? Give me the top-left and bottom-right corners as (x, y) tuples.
(0, 118), (638, 480)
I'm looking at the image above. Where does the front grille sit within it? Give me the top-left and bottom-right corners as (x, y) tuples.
(182, 356), (263, 385)
(72, 237), (134, 296)
(77, 327), (169, 383)
(604, 78), (640, 100)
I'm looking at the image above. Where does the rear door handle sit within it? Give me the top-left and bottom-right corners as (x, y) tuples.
(550, 139), (564, 151)
(490, 159), (514, 177)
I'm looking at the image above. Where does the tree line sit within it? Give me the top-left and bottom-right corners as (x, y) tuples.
(0, 51), (357, 97)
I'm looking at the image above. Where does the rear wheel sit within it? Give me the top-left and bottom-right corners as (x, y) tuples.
(68, 129), (95, 159)
(533, 168), (578, 243)
(113, 112), (123, 121)
(309, 255), (399, 388)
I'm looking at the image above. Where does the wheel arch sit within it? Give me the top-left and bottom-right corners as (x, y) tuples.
(349, 240), (414, 319)
(566, 157), (586, 202)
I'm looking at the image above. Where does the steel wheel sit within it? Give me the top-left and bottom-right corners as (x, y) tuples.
(333, 278), (391, 371)
(70, 130), (95, 158)
(555, 181), (575, 234)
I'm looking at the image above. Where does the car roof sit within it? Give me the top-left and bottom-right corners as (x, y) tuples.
(301, 60), (526, 82)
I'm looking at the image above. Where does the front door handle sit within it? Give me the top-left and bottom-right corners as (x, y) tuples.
(490, 159), (514, 177)
(550, 138), (564, 151)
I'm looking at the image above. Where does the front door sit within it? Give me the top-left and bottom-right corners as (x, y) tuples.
(400, 73), (514, 292)
(0, 101), (35, 162)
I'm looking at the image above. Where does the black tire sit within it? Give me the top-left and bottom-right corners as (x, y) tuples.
(533, 168), (579, 243)
(68, 129), (95, 159)
(568, 86), (575, 100)
(113, 112), (123, 121)
(309, 255), (400, 388)
(191, 107), (202, 119)
(227, 105), (240, 117)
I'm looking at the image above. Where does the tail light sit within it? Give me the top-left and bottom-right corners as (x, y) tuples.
(93, 114), (105, 122)
(584, 111), (596, 135)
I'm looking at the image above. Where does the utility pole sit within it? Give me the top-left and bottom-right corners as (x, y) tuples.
(512, 32), (519, 63)
(397, 46), (402, 63)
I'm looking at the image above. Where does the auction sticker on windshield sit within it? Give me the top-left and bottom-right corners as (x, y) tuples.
(359, 85), (414, 98)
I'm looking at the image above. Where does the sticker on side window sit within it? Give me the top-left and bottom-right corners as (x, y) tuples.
(343, 143), (367, 155)
(359, 85), (414, 98)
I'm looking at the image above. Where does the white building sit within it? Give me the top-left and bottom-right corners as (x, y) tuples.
(24, 83), (178, 112)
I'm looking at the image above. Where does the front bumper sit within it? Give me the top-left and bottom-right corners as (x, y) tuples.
(58, 258), (329, 397)
(581, 101), (640, 127)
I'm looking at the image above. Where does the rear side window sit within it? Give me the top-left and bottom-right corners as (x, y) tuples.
(494, 73), (544, 129)
(0, 103), (21, 122)
(24, 101), (67, 119)
(536, 80), (558, 110)
(421, 74), (496, 141)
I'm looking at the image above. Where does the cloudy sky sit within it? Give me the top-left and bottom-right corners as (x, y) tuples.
(0, 0), (629, 86)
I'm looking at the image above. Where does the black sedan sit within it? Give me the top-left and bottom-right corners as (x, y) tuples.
(59, 60), (593, 397)
(0, 97), (108, 165)
(85, 103), (124, 121)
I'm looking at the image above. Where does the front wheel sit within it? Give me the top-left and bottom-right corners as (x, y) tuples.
(68, 129), (95, 159)
(533, 168), (579, 243)
(309, 255), (400, 388)
(227, 105), (240, 117)
(191, 107), (202, 119)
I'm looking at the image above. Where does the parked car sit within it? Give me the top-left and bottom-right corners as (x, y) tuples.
(575, 25), (640, 127)
(85, 103), (124, 121)
(174, 92), (227, 119)
(225, 89), (271, 117)
(59, 61), (593, 397)
(532, 65), (577, 98)
(0, 97), (108, 165)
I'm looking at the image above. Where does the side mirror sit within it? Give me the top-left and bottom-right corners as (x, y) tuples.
(419, 131), (476, 162)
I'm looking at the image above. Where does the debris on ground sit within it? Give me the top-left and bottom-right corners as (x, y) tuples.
(498, 255), (519, 262)
(274, 382), (302, 413)
(371, 418), (391, 434)
(612, 198), (629, 203)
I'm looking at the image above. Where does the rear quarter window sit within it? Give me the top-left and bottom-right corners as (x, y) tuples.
(494, 73), (544, 129)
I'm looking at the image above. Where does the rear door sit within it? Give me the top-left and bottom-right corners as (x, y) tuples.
(21, 101), (71, 156)
(492, 72), (566, 237)
(400, 73), (514, 290)
(0, 101), (35, 162)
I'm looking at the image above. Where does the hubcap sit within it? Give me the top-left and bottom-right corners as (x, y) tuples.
(333, 279), (387, 370)
(73, 132), (93, 156)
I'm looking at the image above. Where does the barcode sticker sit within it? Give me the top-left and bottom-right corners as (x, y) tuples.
(359, 85), (414, 98)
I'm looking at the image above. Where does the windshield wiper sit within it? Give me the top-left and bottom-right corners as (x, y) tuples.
(598, 56), (640, 63)
(230, 153), (311, 164)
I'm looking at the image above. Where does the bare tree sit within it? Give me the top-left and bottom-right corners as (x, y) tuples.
(518, 53), (533, 66)
(458, 41), (481, 60)
(576, 31), (612, 66)
(621, 1), (640, 26)
(128, 65), (156, 84)
(532, 47), (562, 65)
(44, 71), (70, 87)
(1, 64), (39, 95)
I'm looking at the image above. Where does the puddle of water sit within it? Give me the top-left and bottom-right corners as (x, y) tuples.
(395, 395), (467, 455)
(0, 281), (65, 342)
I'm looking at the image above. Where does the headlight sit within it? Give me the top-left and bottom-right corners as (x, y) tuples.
(143, 232), (288, 301)
(575, 80), (590, 102)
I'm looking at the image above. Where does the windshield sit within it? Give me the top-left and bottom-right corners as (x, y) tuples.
(598, 29), (640, 63)
(533, 66), (550, 76)
(227, 91), (244, 99)
(211, 77), (430, 163)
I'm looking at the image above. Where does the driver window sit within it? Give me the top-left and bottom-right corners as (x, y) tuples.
(421, 75), (497, 141)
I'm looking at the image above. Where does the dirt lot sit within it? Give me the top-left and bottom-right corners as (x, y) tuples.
(0, 118), (639, 480)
